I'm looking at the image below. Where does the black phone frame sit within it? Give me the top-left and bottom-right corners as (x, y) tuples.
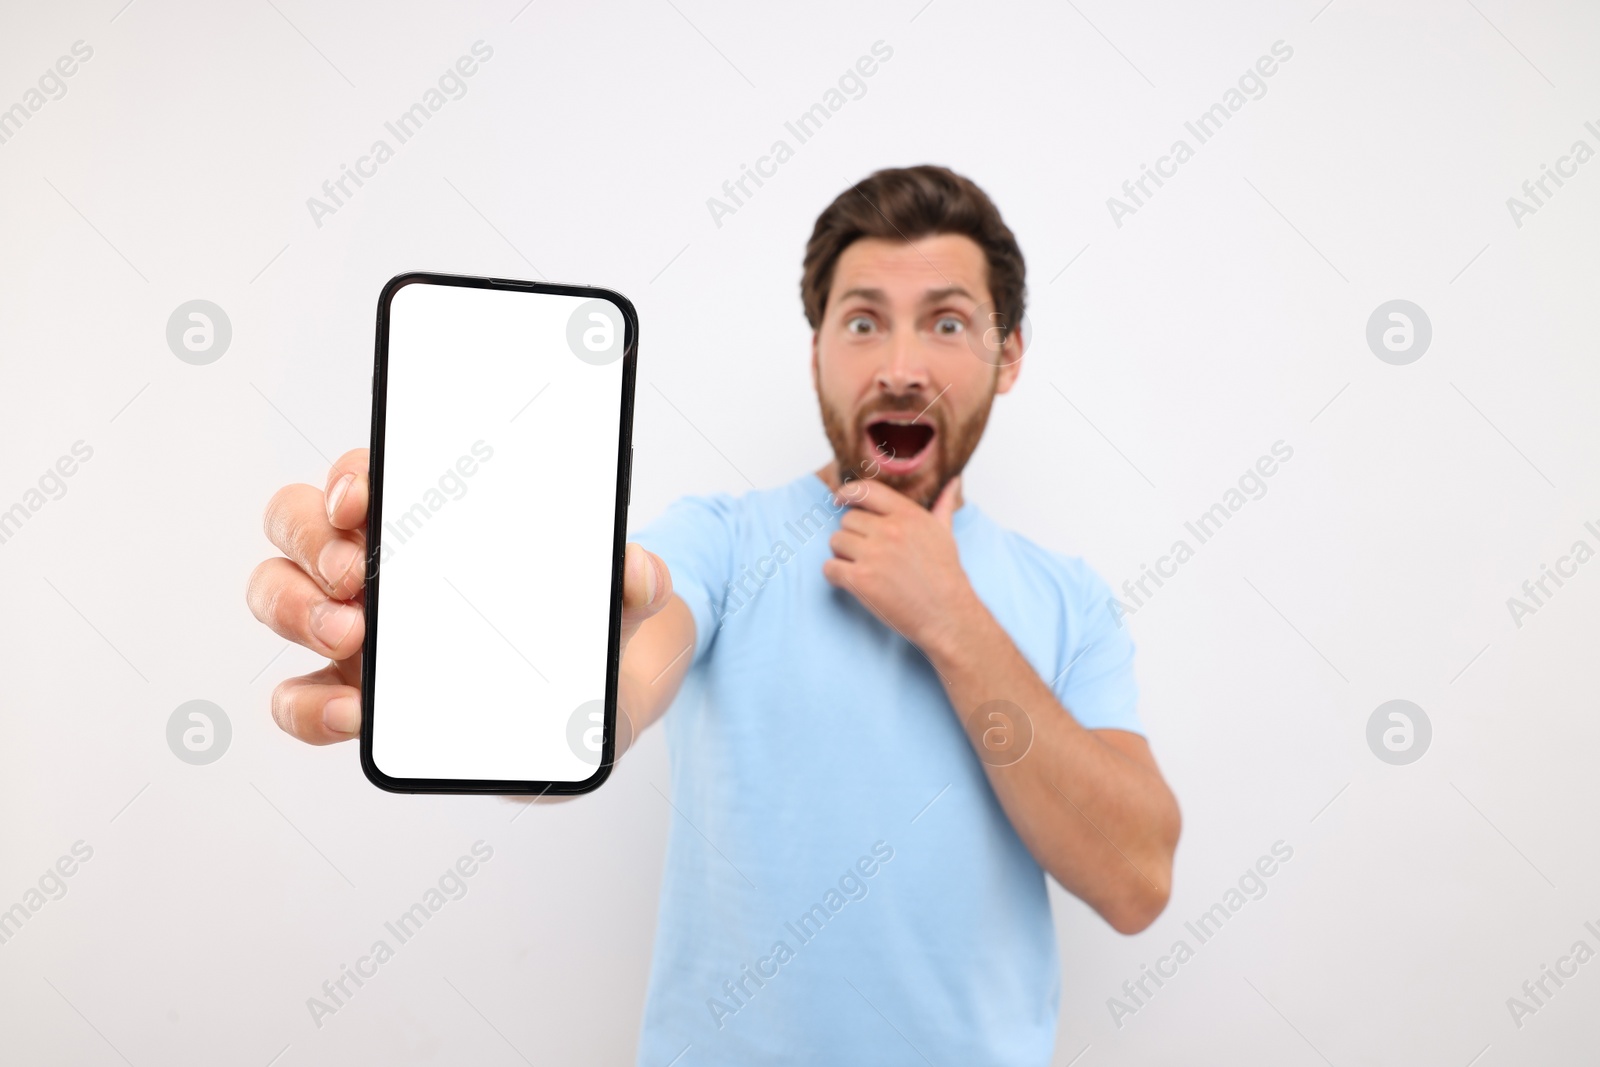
(360, 271), (638, 796)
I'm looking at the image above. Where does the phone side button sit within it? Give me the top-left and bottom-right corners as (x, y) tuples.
(626, 447), (633, 504)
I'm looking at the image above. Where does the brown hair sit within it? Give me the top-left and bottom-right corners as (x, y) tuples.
(801, 165), (1026, 336)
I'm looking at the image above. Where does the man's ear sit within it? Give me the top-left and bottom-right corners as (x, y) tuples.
(810, 330), (821, 388)
(994, 327), (1024, 395)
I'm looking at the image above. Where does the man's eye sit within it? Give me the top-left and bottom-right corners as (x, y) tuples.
(846, 316), (875, 335)
(934, 316), (964, 336)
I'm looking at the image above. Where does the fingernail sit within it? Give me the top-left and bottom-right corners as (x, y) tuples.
(310, 600), (361, 650)
(318, 539), (361, 594)
(326, 473), (354, 523)
(323, 696), (360, 735)
(626, 545), (655, 606)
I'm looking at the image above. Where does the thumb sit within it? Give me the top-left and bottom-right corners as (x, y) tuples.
(932, 475), (962, 527)
(621, 543), (671, 635)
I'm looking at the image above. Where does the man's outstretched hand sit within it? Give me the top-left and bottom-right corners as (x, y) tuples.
(245, 448), (671, 747)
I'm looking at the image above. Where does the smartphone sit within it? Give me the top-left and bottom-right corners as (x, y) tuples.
(360, 272), (637, 795)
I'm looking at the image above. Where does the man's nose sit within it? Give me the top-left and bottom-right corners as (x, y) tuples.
(874, 330), (929, 393)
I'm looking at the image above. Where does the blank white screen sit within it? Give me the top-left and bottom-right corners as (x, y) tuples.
(370, 281), (625, 783)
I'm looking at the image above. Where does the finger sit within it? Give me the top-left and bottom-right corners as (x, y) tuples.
(828, 529), (869, 561)
(821, 556), (856, 589)
(263, 483), (368, 599)
(270, 664), (362, 744)
(620, 544), (672, 641)
(247, 557), (366, 660)
(833, 477), (906, 515)
(324, 449), (370, 531)
(839, 508), (878, 535)
(932, 475), (962, 526)
(833, 478), (875, 510)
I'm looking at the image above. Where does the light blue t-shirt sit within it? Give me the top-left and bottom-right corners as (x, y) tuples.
(629, 472), (1142, 1067)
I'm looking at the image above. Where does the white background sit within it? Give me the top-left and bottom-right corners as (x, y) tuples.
(0, 1), (1596, 1064)
(372, 282), (623, 783)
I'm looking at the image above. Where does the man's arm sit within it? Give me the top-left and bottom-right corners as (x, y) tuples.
(921, 605), (1179, 934)
(616, 579), (697, 753)
(823, 475), (1180, 935)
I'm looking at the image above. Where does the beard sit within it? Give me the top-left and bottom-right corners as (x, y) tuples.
(817, 373), (997, 509)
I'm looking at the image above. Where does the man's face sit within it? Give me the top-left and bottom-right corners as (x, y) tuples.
(812, 233), (1023, 508)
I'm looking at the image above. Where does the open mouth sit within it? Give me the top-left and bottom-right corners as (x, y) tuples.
(864, 417), (936, 476)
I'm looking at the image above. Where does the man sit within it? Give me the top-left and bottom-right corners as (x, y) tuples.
(248, 165), (1180, 1065)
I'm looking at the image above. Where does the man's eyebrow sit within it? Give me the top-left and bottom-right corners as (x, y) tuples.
(922, 286), (978, 304)
(834, 285), (980, 307)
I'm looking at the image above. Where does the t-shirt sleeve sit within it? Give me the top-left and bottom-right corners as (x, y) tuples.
(628, 493), (740, 666)
(1052, 558), (1144, 736)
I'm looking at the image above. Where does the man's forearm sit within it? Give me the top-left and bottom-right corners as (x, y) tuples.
(616, 593), (698, 754)
(923, 600), (1180, 934)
